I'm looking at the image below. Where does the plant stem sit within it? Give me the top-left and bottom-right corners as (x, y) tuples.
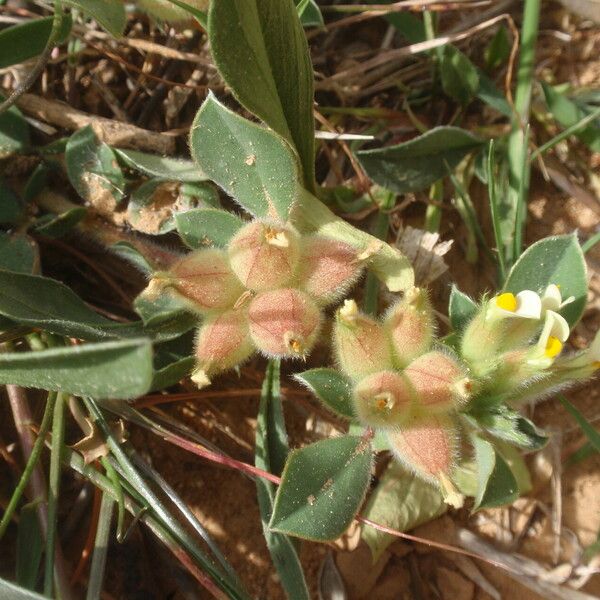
(0, 392), (57, 540)
(363, 210), (390, 315)
(85, 491), (114, 600)
(504, 0), (541, 266)
(44, 392), (67, 597)
(0, 1), (64, 115)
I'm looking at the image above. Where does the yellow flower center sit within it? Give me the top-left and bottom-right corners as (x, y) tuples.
(593, 361), (600, 370)
(496, 293), (517, 312)
(545, 336), (563, 358)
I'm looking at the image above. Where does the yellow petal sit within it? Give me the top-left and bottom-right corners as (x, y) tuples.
(545, 336), (563, 358)
(496, 293), (517, 312)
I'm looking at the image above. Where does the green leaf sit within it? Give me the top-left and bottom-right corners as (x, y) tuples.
(16, 503), (43, 590)
(440, 46), (480, 105)
(294, 368), (355, 419)
(115, 148), (206, 182)
(23, 164), (50, 203)
(0, 270), (193, 342)
(471, 435), (519, 510)
(0, 103), (30, 156)
(111, 242), (154, 276)
(496, 442), (532, 495)
(34, 207), (87, 238)
(175, 208), (244, 249)
(297, 0), (324, 27)
(361, 461), (446, 562)
(485, 25), (511, 70)
(476, 73), (512, 117)
(448, 285), (478, 332)
(0, 577), (47, 600)
(0, 14), (72, 69)
(256, 361), (309, 599)
(270, 435), (372, 541)
(0, 179), (24, 224)
(65, 125), (126, 205)
(504, 233), (587, 326)
(190, 93), (299, 220)
(0, 234), (37, 274)
(151, 356), (194, 391)
(208, 0), (315, 186)
(63, 0), (126, 37)
(472, 407), (548, 450)
(543, 83), (600, 152)
(0, 339), (153, 399)
(356, 127), (483, 194)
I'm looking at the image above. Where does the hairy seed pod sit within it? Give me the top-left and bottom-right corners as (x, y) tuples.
(387, 415), (459, 484)
(353, 370), (414, 428)
(248, 289), (321, 357)
(191, 309), (254, 388)
(228, 220), (300, 291)
(296, 236), (363, 305)
(385, 287), (434, 368)
(333, 300), (393, 381)
(138, 0), (209, 22)
(158, 249), (244, 314)
(404, 351), (473, 413)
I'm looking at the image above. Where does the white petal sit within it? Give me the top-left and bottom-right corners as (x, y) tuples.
(515, 290), (542, 319)
(541, 284), (562, 311)
(548, 311), (570, 342)
(560, 295), (576, 308)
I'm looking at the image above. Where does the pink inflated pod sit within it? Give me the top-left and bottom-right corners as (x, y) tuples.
(228, 219), (301, 292)
(248, 288), (322, 358)
(296, 236), (364, 305)
(404, 351), (473, 414)
(384, 287), (434, 368)
(352, 370), (415, 428)
(191, 308), (254, 388)
(333, 300), (394, 381)
(146, 248), (244, 314)
(388, 415), (463, 507)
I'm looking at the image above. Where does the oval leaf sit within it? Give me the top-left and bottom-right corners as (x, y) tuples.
(0, 14), (72, 70)
(356, 127), (483, 194)
(361, 461), (446, 562)
(471, 435), (519, 511)
(504, 233), (587, 326)
(269, 435), (372, 541)
(0, 339), (153, 399)
(175, 208), (244, 249)
(63, 0), (126, 37)
(295, 368), (355, 419)
(209, 0), (315, 185)
(190, 93), (299, 220)
(448, 285), (478, 332)
(115, 148), (206, 182)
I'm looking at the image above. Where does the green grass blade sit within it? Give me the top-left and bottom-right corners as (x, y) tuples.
(85, 491), (114, 600)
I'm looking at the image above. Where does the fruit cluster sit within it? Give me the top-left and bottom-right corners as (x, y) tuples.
(142, 219), (365, 387)
(333, 290), (470, 506)
(334, 284), (600, 506)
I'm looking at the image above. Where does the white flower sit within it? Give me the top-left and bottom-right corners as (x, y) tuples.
(489, 290), (542, 320)
(541, 284), (575, 313)
(536, 310), (570, 359)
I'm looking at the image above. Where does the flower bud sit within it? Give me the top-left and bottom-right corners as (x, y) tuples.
(387, 416), (459, 485)
(296, 236), (363, 305)
(248, 289), (321, 358)
(333, 300), (393, 381)
(228, 220), (300, 292)
(153, 249), (244, 314)
(405, 351), (473, 413)
(352, 370), (414, 428)
(192, 309), (254, 388)
(384, 287), (434, 368)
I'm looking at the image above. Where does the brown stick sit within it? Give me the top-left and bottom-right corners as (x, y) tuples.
(13, 93), (176, 154)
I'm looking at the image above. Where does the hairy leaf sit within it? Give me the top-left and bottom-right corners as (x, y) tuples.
(176, 208), (244, 249)
(295, 368), (355, 419)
